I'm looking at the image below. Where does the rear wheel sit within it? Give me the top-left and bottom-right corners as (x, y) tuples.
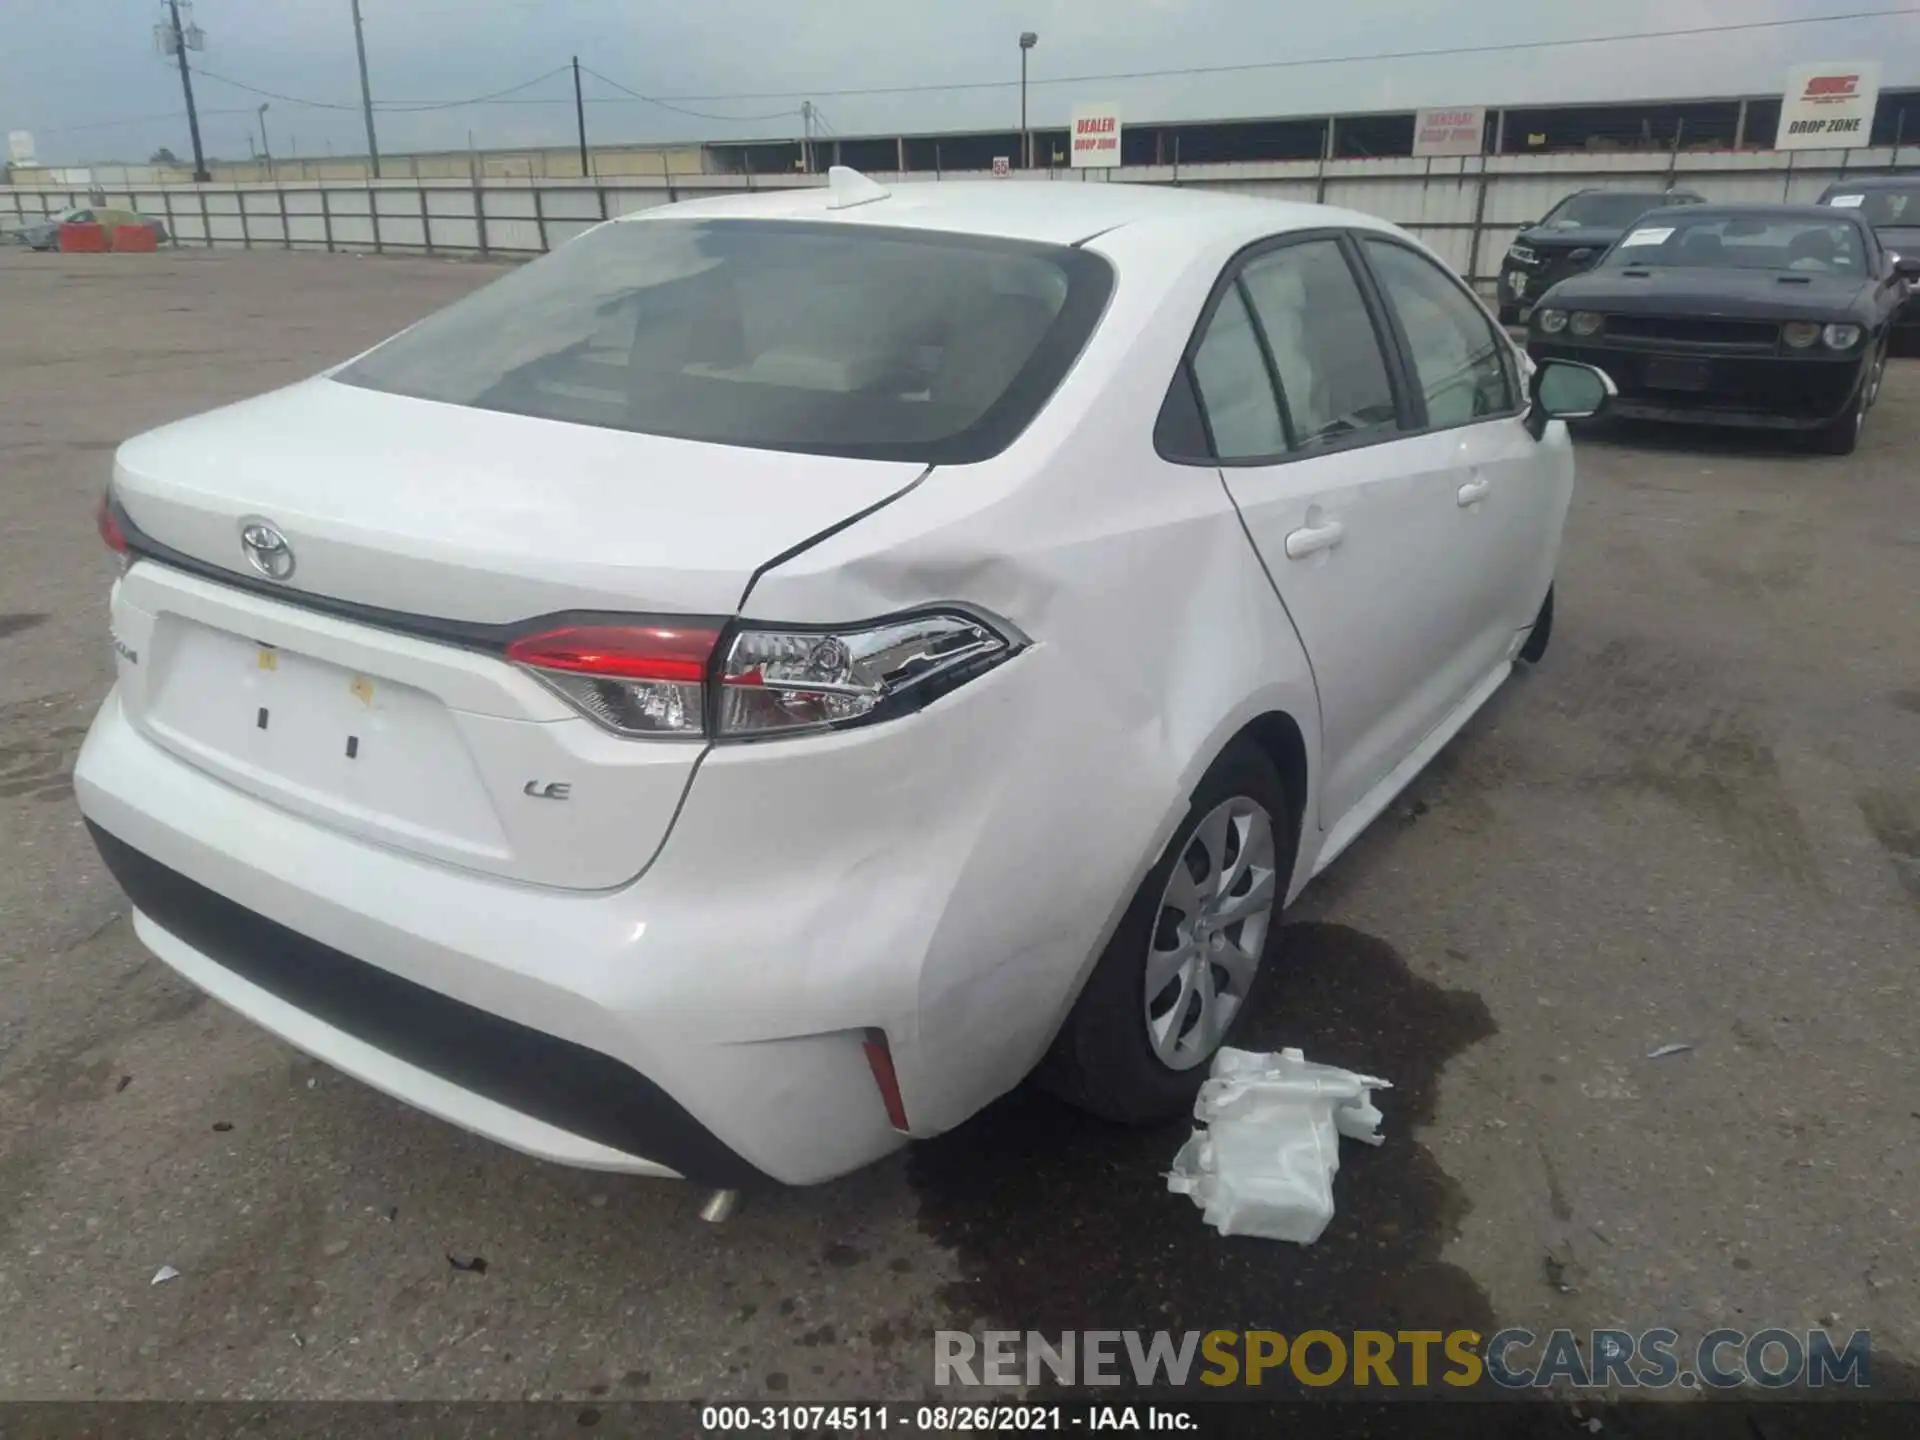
(1040, 743), (1291, 1123)
(1519, 586), (1554, 664)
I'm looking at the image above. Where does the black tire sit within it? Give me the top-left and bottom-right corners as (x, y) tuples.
(1519, 586), (1554, 664)
(1812, 381), (1867, 456)
(1039, 742), (1293, 1124)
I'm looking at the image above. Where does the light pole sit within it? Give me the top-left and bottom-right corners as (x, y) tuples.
(256, 103), (273, 178)
(1019, 31), (1037, 169)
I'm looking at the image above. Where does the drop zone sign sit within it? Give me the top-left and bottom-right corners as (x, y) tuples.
(1775, 62), (1881, 149)
(1072, 104), (1122, 169)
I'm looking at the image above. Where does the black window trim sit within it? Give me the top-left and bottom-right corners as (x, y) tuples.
(1155, 227), (1415, 470)
(1354, 232), (1527, 438)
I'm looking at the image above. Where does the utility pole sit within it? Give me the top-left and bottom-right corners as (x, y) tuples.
(165, 0), (210, 181)
(801, 100), (814, 174)
(572, 56), (590, 178)
(1018, 32), (1038, 169)
(350, 0), (381, 178)
(256, 103), (273, 178)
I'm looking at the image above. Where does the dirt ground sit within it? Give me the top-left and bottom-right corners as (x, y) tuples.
(1, 248), (1916, 1412)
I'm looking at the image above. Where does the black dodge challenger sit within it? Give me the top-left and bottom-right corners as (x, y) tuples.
(1526, 204), (1913, 455)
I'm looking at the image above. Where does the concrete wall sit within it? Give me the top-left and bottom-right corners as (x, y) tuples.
(5, 146), (1911, 287)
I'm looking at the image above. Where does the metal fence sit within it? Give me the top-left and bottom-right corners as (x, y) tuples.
(5, 146), (1912, 289)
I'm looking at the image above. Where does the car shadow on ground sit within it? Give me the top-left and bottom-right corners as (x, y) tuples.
(1567, 418), (1838, 460)
(906, 921), (1501, 1397)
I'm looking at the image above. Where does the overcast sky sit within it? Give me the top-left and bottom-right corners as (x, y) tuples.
(6, 0), (1917, 165)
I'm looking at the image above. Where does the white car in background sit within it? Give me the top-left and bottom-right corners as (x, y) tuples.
(77, 170), (1610, 1187)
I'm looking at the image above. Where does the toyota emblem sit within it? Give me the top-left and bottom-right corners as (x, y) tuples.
(238, 519), (296, 581)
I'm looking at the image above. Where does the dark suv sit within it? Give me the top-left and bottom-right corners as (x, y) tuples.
(1496, 188), (1706, 325)
(1817, 177), (1920, 346)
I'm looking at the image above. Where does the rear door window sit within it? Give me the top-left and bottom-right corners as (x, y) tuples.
(1188, 287), (1288, 460)
(1238, 240), (1402, 452)
(338, 218), (1113, 464)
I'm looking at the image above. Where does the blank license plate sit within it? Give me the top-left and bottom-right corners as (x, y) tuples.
(1645, 357), (1711, 392)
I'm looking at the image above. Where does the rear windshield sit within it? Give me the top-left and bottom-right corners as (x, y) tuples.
(1824, 188), (1920, 226)
(1602, 214), (1867, 274)
(1540, 193), (1677, 230)
(337, 218), (1113, 463)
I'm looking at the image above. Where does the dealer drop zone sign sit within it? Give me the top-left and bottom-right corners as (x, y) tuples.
(1775, 62), (1882, 149)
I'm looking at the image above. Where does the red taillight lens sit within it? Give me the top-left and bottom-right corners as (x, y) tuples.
(506, 625), (719, 737)
(96, 491), (128, 555)
(505, 625), (718, 683)
(862, 1028), (911, 1133)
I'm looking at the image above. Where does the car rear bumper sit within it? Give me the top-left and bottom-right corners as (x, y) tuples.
(1529, 341), (1866, 429)
(75, 687), (959, 1185)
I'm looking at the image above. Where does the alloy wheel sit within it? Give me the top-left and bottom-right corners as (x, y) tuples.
(1143, 796), (1277, 1071)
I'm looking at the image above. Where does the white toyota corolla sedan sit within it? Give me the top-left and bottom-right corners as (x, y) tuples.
(76, 170), (1611, 1187)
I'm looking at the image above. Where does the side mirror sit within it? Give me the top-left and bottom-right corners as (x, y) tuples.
(1526, 360), (1616, 440)
(1892, 252), (1920, 280)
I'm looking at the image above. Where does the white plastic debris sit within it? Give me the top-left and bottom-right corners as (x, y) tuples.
(1645, 1043), (1694, 1060)
(150, 1265), (180, 1286)
(1166, 1046), (1391, 1244)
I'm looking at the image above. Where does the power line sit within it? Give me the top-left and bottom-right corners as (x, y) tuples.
(191, 64), (571, 113)
(577, 66), (801, 124)
(605, 7), (1920, 104)
(39, 107), (252, 136)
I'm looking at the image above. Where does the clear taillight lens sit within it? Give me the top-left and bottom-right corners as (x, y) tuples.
(717, 612), (1011, 738)
(507, 624), (718, 738)
(504, 611), (1017, 741)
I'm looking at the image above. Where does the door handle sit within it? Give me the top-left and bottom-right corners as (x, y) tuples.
(1457, 477), (1491, 507)
(1284, 520), (1345, 560)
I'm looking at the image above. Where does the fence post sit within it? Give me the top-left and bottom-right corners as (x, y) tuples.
(160, 188), (175, 246)
(533, 185), (549, 252)
(277, 183), (290, 250)
(474, 176), (490, 257)
(321, 188), (334, 253)
(199, 188), (211, 249)
(1465, 156), (1491, 290)
(420, 184), (434, 255)
(238, 187), (251, 249)
(369, 181), (382, 254)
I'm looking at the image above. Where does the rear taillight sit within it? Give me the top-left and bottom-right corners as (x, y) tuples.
(506, 625), (719, 738)
(716, 612), (1009, 738)
(506, 610), (1018, 741)
(97, 490), (129, 556)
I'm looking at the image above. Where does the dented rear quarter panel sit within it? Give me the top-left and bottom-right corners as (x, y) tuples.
(740, 216), (1329, 1133)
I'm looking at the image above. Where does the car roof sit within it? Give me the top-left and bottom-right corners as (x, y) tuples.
(619, 172), (1396, 248)
(1632, 202), (1870, 226)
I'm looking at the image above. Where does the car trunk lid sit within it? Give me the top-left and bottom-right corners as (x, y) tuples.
(108, 379), (925, 888)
